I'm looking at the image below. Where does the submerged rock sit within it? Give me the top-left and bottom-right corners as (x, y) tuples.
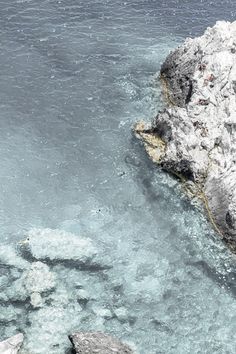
(114, 306), (129, 322)
(135, 21), (236, 249)
(21, 229), (100, 266)
(69, 331), (134, 354)
(0, 334), (23, 354)
(92, 307), (113, 320)
(0, 245), (29, 270)
(22, 261), (56, 294)
(0, 305), (19, 323)
(2, 261), (56, 306)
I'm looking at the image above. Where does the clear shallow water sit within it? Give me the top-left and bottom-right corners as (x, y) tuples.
(0, 0), (236, 353)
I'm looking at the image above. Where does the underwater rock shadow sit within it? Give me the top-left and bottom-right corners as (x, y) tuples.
(18, 246), (112, 273)
(186, 259), (236, 298)
(125, 134), (165, 205)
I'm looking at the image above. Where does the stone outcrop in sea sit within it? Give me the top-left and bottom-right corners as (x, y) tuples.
(135, 21), (236, 249)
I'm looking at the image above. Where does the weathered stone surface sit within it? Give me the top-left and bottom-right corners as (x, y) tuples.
(69, 332), (134, 354)
(135, 21), (236, 248)
(0, 334), (23, 354)
(20, 228), (101, 268)
(2, 261), (56, 306)
(22, 261), (56, 294)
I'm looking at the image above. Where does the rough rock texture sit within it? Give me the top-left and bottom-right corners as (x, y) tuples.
(69, 332), (134, 354)
(0, 334), (23, 354)
(1, 261), (56, 307)
(135, 21), (236, 248)
(18, 228), (111, 270)
(20, 228), (96, 263)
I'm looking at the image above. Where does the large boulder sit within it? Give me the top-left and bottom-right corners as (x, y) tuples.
(0, 334), (23, 354)
(69, 332), (134, 354)
(19, 228), (109, 270)
(135, 21), (236, 249)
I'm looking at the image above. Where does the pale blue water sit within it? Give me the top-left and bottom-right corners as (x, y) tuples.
(0, 1), (236, 353)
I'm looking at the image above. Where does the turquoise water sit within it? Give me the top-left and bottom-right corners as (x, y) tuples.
(0, 1), (236, 353)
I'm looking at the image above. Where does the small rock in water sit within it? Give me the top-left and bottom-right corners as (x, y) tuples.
(30, 292), (44, 308)
(0, 333), (23, 354)
(114, 306), (129, 322)
(92, 307), (113, 319)
(69, 331), (134, 354)
(77, 289), (90, 304)
(22, 261), (56, 294)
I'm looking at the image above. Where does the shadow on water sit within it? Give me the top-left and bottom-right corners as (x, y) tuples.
(186, 259), (236, 298)
(18, 246), (112, 272)
(125, 134), (164, 205)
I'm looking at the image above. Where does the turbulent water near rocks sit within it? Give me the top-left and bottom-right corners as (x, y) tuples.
(0, 1), (236, 353)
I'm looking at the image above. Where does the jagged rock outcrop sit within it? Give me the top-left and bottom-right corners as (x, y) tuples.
(0, 334), (23, 354)
(69, 332), (134, 354)
(135, 21), (236, 248)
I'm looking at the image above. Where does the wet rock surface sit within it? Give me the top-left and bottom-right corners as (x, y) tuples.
(135, 21), (236, 248)
(69, 332), (134, 354)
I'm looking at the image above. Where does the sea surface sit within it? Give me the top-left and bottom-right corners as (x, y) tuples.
(0, 1), (236, 353)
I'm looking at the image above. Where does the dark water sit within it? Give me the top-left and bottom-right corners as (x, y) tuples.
(0, 1), (236, 353)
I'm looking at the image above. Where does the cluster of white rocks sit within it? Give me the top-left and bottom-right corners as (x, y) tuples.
(135, 21), (236, 249)
(0, 228), (135, 353)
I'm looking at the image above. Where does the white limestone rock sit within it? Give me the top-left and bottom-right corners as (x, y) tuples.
(22, 261), (56, 294)
(0, 334), (23, 354)
(20, 228), (107, 269)
(69, 332), (134, 354)
(30, 292), (44, 308)
(3, 262), (56, 305)
(135, 21), (236, 248)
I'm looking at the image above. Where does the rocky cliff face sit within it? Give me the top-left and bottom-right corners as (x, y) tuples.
(135, 21), (236, 249)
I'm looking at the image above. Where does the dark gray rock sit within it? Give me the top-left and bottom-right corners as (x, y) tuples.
(69, 332), (134, 354)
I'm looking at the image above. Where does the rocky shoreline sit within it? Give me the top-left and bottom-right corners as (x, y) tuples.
(135, 21), (236, 250)
(2, 20), (236, 354)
